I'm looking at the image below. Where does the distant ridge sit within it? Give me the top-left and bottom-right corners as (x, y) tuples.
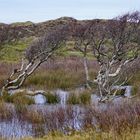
(0, 17), (106, 43)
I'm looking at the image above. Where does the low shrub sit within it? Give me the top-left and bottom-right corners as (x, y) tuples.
(87, 100), (140, 135)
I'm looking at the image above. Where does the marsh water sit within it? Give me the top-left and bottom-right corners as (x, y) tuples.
(0, 86), (132, 139)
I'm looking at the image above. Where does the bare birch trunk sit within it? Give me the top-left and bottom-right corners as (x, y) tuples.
(83, 55), (91, 89)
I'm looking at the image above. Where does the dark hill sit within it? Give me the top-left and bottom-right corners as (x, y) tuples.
(0, 17), (106, 44)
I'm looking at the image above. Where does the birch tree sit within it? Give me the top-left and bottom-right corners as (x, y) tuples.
(90, 12), (140, 101)
(1, 25), (69, 95)
(72, 22), (93, 89)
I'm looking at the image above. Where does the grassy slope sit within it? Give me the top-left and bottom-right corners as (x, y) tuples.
(0, 40), (94, 62)
(0, 38), (33, 62)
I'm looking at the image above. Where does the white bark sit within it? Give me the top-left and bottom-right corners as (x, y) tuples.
(83, 56), (91, 89)
(2, 52), (52, 94)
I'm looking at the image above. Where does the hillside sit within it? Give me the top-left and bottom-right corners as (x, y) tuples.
(0, 17), (106, 43)
(0, 17), (105, 61)
(0, 17), (78, 42)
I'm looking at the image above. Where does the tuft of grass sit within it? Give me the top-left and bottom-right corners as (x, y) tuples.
(44, 92), (59, 104)
(67, 93), (80, 105)
(79, 91), (91, 105)
(67, 90), (91, 105)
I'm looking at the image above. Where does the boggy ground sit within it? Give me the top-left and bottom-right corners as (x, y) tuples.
(0, 99), (140, 140)
(0, 52), (140, 140)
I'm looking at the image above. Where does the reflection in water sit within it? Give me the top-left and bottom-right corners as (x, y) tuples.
(0, 118), (32, 138)
(34, 94), (46, 104)
(56, 90), (69, 105)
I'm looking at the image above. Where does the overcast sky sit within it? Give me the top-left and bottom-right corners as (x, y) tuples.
(0, 0), (140, 23)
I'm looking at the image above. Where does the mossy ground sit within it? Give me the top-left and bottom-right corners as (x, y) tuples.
(0, 37), (33, 62)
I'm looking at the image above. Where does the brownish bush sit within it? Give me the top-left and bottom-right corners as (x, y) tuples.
(86, 100), (140, 134)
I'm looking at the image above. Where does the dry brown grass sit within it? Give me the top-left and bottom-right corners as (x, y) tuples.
(0, 57), (98, 91)
(0, 100), (13, 121)
(85, 100), (140, 135)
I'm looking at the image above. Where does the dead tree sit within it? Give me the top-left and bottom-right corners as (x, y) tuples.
(1, 25), (69, 95)
(72, 22), (93, 89)
(89, 12), (140, 101)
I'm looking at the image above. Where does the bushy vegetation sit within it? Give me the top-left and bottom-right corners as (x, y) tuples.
(0, 99), (140, 139)
(20, 100), (140, 139)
